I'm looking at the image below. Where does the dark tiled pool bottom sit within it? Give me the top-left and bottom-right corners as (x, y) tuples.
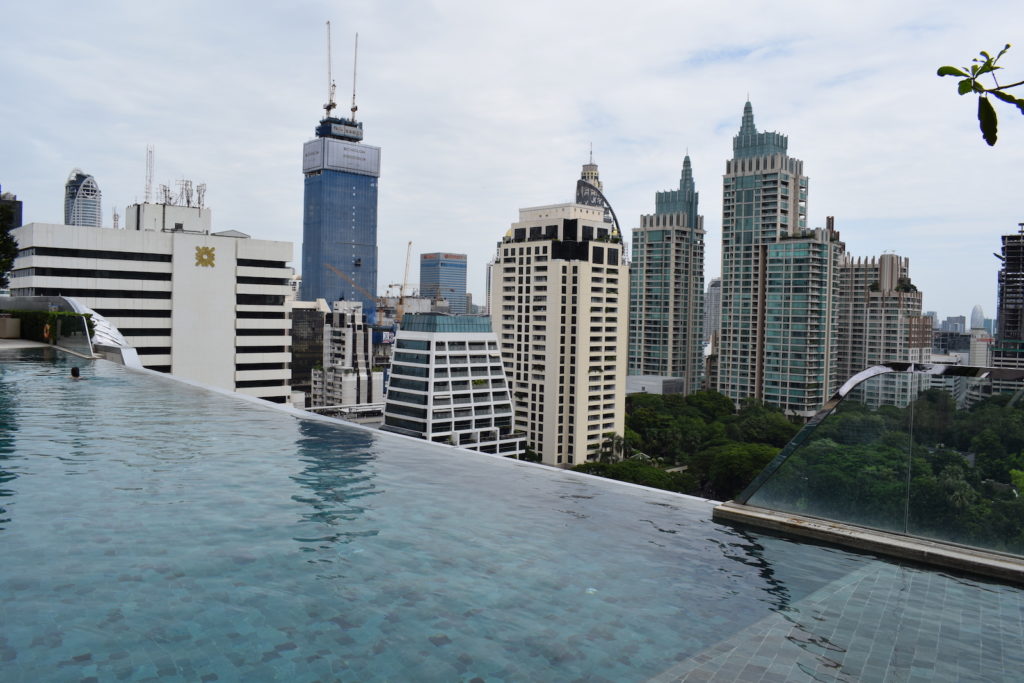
(656, 562), (1024, 682)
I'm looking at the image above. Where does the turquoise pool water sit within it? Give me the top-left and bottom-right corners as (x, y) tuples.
(1, 347), (1022, 682)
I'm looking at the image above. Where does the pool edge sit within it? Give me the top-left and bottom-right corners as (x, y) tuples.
(713, 500), (1024, 586)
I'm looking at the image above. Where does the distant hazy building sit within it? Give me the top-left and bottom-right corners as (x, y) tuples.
(940, 316), (967, 334)
(420, 252), (467, 313)
(0, 185), (23, 228)
(11, 201), (293, 402)
(837, 253), (930, 407)
(704, 277), (721, 343)
(628, 155), (705, 394)
(300, 98), (380, 316)
(311, 301), (384, 412)
(64, 169), (102, 227)
(381, 313), (524, 457)
(490, 200), (628, 467)
(969, 304), (992, 367)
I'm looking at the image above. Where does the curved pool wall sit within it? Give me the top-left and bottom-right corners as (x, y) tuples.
(2, 348), (1023, 681)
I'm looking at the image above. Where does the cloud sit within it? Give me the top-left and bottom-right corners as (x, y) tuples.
(1, 0), (1022, 320)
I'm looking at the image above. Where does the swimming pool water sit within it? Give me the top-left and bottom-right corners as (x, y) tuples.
(1, 348), (1022, 681)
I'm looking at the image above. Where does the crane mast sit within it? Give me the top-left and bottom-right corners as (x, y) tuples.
(324, 21), (337, 118)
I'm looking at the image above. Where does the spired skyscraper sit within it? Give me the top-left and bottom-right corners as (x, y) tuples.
(64, 169), (102, 227)
(714, 101), (850, 418)
(301, 29), (380, 317)
(628, 155), (705, 393)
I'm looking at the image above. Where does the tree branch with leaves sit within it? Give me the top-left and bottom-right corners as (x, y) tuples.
(938, 44), (1024, 146)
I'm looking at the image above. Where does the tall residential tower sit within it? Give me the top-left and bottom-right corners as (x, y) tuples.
(490, 199), (628, 468)
(628, 155), (705, 393)
(714, 102), (851, 418)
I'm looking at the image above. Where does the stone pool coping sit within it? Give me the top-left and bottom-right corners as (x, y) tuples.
(713, 501), (1024, 586)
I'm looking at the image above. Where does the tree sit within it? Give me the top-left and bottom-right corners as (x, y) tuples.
(597, 432), (630, 463)
(0, 204), (16, 289)
(938, 44), (1024, 146)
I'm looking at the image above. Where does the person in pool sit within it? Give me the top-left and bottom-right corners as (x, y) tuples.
(70, 367), (82, 380)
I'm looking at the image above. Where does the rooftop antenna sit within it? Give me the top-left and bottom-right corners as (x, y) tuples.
(589, 142), (593, 164)
(112, 205), (119, 229)
(324, 21), (337, 118)
(144, 145), (154, 203)
(350, 33), (359, 121)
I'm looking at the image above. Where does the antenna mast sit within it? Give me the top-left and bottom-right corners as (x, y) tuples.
(350, 33), (359, 121)
(324, 21), (337, 118)
(144, 145), (154, 203)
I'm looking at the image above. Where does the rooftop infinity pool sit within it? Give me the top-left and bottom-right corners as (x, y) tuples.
(1, 347), (1022, 681)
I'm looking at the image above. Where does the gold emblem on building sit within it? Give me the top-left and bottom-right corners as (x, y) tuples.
(195, 246), (216, 267)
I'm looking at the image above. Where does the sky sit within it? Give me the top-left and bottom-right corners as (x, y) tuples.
(2, 0), (1023, 321)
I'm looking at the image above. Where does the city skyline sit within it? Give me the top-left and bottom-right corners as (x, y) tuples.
(2, 2), (1022, 320)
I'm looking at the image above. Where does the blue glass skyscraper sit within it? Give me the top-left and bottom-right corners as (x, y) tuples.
(420, 253), (468, 313)
(301, 112), (380, 318)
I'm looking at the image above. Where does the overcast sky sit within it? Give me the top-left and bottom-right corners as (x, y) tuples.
(2, 0), (1022, 320)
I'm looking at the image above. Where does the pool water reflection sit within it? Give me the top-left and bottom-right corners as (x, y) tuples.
(1, 348), (1022, 681)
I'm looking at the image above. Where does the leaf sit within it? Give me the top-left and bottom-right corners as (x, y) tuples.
(958, 79), (975, 95)
(991, 90), (1024, 115)
(979, 96), (998, 146)
(938, 65), (969, 77)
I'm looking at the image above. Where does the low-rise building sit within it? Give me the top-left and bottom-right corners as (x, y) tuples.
(381, 313), (525, 457)
(311, 301), (384, 417)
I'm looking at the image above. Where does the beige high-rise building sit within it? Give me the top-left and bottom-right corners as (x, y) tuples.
(836, 252), (930, 407)
(489, 202), (628, 468)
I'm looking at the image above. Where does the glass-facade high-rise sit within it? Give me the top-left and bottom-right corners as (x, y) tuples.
(420, 253), (468, 313)
(628, 155), (705, 393)
(716, 101), (827, 415)
(64, 169), (102, 227)
(300, 115), (380, 318)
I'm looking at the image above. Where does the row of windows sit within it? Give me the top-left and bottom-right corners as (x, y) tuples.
(237, 363), (288, 371)
(24, 287), (170, 299)
(13, 267), (171, 281)
(237, 276), (290, 286)
(18, 246), (171, 262)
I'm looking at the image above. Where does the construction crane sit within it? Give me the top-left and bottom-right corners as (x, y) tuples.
(323, 21), (337, 118)
(324, 263), (375, 303)
(384, 242), (414, 324)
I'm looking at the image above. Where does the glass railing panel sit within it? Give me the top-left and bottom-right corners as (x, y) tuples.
(57, 314), (93, 357)
(905, 375), (1024, 554)
(744, 372), (913, 533)
(742, 366), (1024, 558)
